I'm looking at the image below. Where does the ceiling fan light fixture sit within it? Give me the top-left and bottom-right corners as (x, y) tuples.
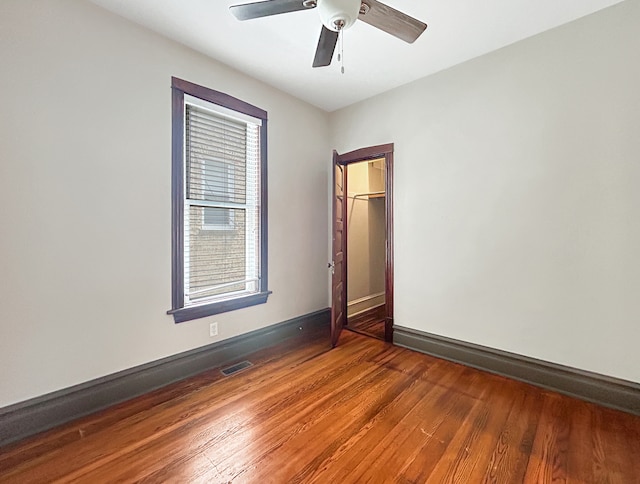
(229, 0), (428, 68)
(317, 0), (361, 32)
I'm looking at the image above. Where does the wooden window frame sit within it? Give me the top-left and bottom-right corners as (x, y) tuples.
(168, 77), (270, 323)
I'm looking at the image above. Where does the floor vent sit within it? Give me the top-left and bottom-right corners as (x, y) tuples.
(221, 360), (253, 376)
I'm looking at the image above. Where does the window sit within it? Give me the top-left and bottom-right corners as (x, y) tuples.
(168, 78), (270, 323)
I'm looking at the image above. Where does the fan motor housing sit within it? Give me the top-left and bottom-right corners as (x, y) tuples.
(318, 0), (361, 31)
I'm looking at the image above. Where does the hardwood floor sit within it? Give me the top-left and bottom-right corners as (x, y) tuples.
(348, 305), (386, 340)
(2, 330), (640, 483)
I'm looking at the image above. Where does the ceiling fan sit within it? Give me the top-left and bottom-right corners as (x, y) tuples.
(229, 0), (427, 68)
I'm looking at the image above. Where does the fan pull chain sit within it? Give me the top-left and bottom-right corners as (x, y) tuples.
(339, 29), (344, 74)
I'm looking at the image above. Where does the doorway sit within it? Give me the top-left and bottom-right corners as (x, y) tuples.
(331, 144), (394, 346)
(346, 158), (386, 340)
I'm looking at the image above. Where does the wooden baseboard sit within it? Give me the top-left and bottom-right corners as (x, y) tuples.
(0, 309), (330, 447)
(394, 325), (640, 416)
(347, 292), (385, 318)
(347, 302), (385, 320)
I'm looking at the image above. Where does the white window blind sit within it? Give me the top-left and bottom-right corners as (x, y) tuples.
(184, 102), (261, 304)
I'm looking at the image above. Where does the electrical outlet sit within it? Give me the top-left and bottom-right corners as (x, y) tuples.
(209, 322), (218, 337)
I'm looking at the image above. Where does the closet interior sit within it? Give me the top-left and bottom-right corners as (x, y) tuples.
(346, 158), (386, 340)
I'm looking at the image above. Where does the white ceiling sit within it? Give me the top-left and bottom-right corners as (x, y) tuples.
(89, 0), (624, 112)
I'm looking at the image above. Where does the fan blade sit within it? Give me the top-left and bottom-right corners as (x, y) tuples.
(230, 0), (314, 21)
(312, 26), (339, 68)
(358, 0), (426, 43)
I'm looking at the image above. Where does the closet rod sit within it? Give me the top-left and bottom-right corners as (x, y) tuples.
(350, 190), (385, 199)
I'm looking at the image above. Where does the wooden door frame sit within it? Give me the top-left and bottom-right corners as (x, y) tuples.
(336, 143), (394, 342)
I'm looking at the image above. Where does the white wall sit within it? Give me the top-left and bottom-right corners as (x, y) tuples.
(0, 0), (330, 407)
(330, 0), (640, 383)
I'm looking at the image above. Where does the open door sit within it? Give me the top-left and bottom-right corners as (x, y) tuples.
(330, 151), (347, 347)
(331, 144), (394, 345)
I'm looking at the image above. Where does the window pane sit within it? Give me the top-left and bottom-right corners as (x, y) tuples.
(186, 206), (246, 301)
(183, 105), (261, 304)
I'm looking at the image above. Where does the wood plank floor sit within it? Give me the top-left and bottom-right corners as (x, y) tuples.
(2, 330), (640, 483)
(348, 305), (386, 340)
